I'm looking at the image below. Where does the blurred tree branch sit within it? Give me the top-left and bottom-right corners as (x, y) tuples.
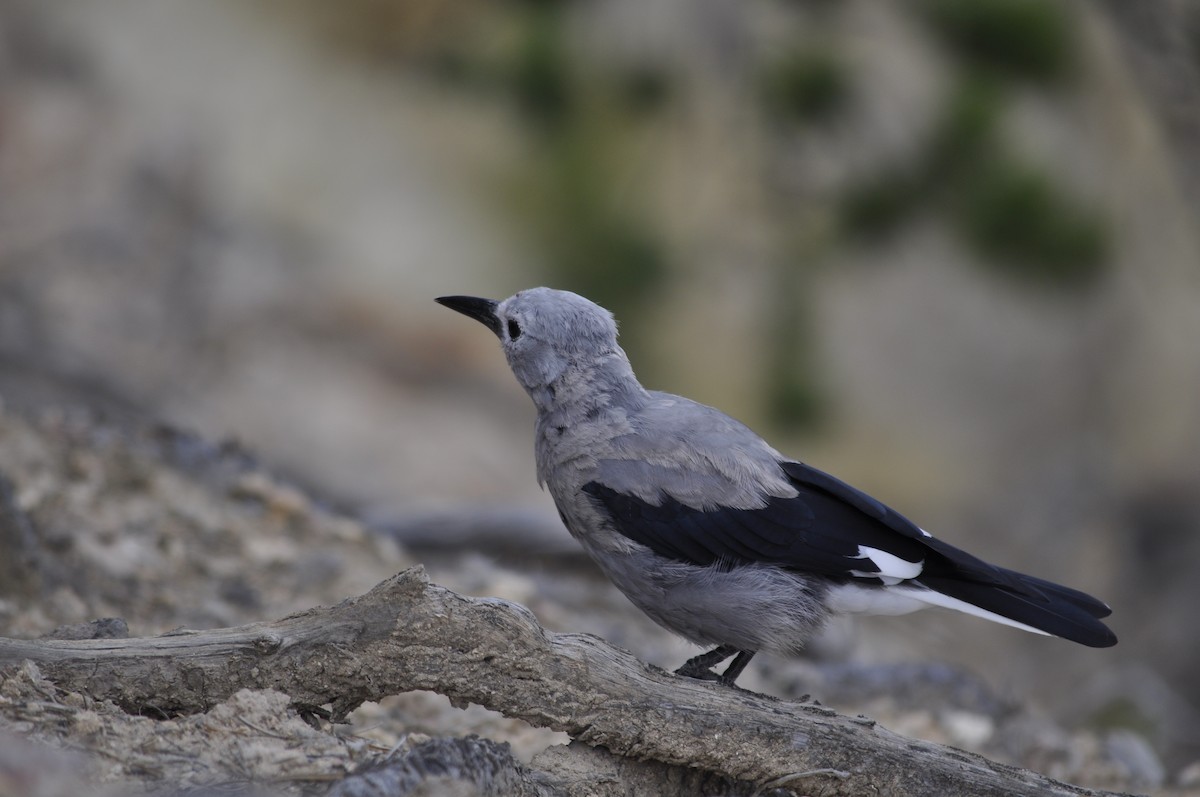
(1, 567), (1126, 797)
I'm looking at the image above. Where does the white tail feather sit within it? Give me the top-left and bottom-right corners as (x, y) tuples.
(827, 583), (1051, 636)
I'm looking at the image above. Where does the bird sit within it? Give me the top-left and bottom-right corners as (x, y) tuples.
(436, 287), (1117, 686)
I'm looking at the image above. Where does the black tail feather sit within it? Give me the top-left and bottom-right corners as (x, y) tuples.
(1007, 570), (1113, 619)
(918, 567), (1117, 647)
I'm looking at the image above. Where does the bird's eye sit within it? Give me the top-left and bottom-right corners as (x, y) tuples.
(507, 319), (522, 340)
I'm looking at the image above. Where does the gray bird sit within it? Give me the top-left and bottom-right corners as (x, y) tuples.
(437, 288), (1116, 685)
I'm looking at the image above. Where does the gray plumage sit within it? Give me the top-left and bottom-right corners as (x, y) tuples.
(437, 288), (1116, 685)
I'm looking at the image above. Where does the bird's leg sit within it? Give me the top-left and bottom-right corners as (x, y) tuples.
(674, 645), (738, 681)
(719, 650), (756, 686)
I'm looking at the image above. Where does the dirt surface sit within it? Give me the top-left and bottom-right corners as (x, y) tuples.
(2, 1), (1200, 784)
(0, 403), (1183, 795)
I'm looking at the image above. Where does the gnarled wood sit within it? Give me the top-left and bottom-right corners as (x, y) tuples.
(0, 568), (1122, 797)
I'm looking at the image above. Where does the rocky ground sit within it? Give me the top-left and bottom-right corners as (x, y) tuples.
(2, 1), (1199, 793)
(0, 401), (1187, 795)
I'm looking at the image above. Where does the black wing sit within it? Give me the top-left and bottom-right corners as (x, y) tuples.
(583, 459), (1116, 647)
(582, 465), (929, 580)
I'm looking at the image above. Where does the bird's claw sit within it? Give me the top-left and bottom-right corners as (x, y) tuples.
(674, 663), (725, 682)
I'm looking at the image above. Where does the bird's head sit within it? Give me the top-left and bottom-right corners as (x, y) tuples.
(437, 287), (628, 403)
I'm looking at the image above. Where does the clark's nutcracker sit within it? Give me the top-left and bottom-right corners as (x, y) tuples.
(437, 288), (1117, 685)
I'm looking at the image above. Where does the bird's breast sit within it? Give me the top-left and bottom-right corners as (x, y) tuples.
(534, 408), (632, 483)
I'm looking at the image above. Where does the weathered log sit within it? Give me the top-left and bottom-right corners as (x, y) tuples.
(0, 567), (1123, 797)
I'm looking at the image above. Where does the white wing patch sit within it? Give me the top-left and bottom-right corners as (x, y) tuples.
(849, 545), (924, 585)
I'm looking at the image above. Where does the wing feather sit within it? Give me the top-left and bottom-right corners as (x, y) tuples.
(582, 457), (1116, 647)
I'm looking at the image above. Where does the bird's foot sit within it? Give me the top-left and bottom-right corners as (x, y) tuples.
(675, 645), (756, 687)
(677, 667), (726, 683)
(675, 644), (737, 680)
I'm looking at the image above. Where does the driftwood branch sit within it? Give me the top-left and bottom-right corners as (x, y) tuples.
(0, 567), (1121, 797)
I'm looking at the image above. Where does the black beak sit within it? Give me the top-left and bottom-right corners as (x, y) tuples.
(436, 295), (502, 338)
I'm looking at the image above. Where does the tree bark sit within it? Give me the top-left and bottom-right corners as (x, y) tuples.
(0, 567), (1122, 797)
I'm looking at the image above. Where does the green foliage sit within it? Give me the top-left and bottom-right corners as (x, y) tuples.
(957, 161), (1107, 287)
(761, 251), (827, 432)
(1088, 696), (1159, 739)
(839, 79), (1003, 241)
(839, 170), (923, 239)
(761, 48), (849, 123)
(616, 65), (673, 116)
(545, 207), (666, 312)
(510, 9), (572, 129)
(840, 68), (1107, 288)
(495, 8), (671, 347)
(766, 370), (825, 430)
(926, 77), (1005, 180)
(922, 0), (1075, 82)
(521, 126), (668, 331)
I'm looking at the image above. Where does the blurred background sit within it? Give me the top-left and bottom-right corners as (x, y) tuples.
(1, 0), (1198, 784)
